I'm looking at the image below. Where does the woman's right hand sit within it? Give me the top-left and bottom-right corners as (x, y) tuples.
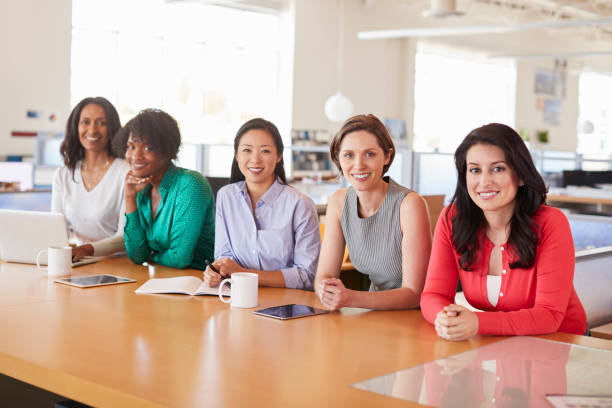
(203, 263), (224, 287)
(125, 170), (151, 197)
(71, 244), (94, 261)
(317, 278), (353, 311)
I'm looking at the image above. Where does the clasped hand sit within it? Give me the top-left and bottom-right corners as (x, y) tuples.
(202, 258), (242, 287)
(316, 278), (353, 311)
(434, 304), (479, 341)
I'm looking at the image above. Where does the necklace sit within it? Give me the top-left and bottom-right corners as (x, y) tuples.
(81, 159), (112, 191)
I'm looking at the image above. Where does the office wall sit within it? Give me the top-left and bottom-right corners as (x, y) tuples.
(291, 0), (416, 142)
(0, 0), (72, 157)
(515, 59), (580, 151)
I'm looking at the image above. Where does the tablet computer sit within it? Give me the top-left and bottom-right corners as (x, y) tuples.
(55, 274), (136, 288)
(253, 304), (330, 320)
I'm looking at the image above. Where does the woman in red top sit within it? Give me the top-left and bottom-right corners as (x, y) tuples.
(421, 123), (586, 340)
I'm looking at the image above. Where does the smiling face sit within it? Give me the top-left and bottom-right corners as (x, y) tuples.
(236, 129), (281, 187)
(465, 143), (522, 217)
(125, 134), (169, 179)
(338, 130), (391, 191)
(78, 104), (109, 153)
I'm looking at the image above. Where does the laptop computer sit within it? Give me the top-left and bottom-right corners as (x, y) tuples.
(0, 209), (99, 267)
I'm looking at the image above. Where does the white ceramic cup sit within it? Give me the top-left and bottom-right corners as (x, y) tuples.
(218, 272), (258, 308)
(36, 246), (72, 276)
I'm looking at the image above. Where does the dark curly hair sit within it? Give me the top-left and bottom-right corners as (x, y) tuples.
(60, 97), (122, 175)
(449, 123), (547, 271)
(229, 118), (287, 184)
(113, 109), (181, 162)
(329, 114), (395, 176)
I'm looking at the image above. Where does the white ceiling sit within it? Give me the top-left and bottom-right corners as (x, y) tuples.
(358, 0), (612, 71)
(175, 0), (612, 71)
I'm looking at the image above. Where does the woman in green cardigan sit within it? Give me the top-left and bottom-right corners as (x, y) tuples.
(113, 109), (214, 269)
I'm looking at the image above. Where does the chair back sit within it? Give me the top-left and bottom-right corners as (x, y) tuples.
(422, 194), (445, 235)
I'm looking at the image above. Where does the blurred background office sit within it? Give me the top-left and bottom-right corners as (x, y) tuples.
(2, 0), (612, 199)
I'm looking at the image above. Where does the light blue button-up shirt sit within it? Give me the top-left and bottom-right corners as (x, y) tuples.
(214, 179), (321, 290)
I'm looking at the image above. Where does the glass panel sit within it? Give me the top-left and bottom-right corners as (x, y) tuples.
(582, 161), (612, 171)
(353, 336), (612, 407)
(206, 145), (234, 178)
(542, 151), (576, 159)
(418, 153), (456, 201)
(542, 159), (577, 173)
(176, 144), (198, 172)
(568, 213), (612, 251)
(577, 72), (612, 155)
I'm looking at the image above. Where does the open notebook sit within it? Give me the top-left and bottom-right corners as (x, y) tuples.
(135, 276), (230, 296)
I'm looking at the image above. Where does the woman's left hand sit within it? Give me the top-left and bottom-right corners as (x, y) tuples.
(434, 304), (479, 341)
(317, 278), (353, 311)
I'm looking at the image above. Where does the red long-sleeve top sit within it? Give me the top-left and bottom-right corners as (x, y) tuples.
(421, 204), (587, 335)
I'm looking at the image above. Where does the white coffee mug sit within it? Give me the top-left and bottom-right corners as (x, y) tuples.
(36, 246), (72, 276)
(218, 272), (258, 308)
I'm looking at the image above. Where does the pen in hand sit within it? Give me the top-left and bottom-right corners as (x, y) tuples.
(205, 259), (225, 279)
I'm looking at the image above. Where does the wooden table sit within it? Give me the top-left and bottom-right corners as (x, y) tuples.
(591, 322), (612, 340)
(547, 194), (612, 213)
(0, 258), (610, 407)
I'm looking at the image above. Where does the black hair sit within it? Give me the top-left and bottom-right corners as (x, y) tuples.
(229, 118), (287, 184)
(449, 123), (547, 270)
(113, 109), (181, 162)
(60, 97), (121, 174)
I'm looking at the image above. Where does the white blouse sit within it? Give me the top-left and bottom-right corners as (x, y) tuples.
(486, 275), (502, 307)
(51, 159), (130, 256)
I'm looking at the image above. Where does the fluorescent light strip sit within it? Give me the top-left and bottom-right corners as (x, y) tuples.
(489, 51), (612, 59)
(357, 17), (612, 40)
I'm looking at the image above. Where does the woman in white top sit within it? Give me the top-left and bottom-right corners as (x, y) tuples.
(52, 97), (130, 260)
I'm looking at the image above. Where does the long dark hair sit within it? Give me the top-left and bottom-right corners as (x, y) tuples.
(230, 118), (287, 184)
(449, 123), (547, 270)
(60, 97), (122, 175)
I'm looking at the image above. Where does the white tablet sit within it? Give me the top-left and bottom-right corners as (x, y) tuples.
(55, 274), (136, 288)
(253, 304), (330, 320)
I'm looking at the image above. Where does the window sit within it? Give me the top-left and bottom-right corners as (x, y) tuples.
(71, 0), (287, 174)
(413, 49), (516, 153)
(577, 72), (612, 158)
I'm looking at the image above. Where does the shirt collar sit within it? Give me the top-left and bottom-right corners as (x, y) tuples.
(237, 178), (284, 208)
(158, 163), (179, 197)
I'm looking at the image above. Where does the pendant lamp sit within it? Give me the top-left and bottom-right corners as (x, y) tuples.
(324, 0), (354, 123)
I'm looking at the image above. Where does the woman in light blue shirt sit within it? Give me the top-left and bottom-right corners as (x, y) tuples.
(203, 118), (320, 290)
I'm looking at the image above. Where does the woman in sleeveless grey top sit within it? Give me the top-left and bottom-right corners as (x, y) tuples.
(341, 177), (412, 291)
(315, 114), (431, 311)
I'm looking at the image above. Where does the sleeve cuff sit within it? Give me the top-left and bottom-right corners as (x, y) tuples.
(281, 267), (314, 291)
(90, 234), (126, 257)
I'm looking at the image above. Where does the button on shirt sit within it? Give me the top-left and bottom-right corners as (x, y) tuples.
(214, 180), (321, 290)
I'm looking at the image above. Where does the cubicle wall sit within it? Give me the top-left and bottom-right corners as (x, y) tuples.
(0, 191), (52, 211)
(574, 248), (612, 328)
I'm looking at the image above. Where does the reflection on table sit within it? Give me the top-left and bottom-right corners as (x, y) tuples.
(353, 336), (612, 408)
